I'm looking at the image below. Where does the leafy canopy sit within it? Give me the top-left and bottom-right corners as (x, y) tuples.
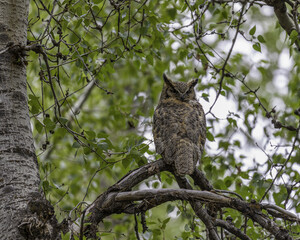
(27, 0), (300, 239)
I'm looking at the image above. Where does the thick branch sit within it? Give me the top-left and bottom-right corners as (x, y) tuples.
(74, 159), (296, 240)
(75, 159), (170, 237)
(265, 0), (300, 50)
(105, 189), (296, 240)
(115, 189), (231, 203)
(272, 0), (296, 35)
(230, 198), (294, 240)
(114, 189), (296, 240)
(261, 203), (300, 223)
(191, 168), (214, 190)
(174, 175), (296, 240)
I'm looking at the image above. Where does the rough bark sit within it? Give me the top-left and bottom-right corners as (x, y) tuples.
(0, 0), (60, 239)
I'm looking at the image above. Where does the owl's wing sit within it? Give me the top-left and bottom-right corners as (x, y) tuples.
(152, 107), (165, 155)
(186, 100), (206, 152)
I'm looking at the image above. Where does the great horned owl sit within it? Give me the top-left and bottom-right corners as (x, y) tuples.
(153, 73), (206, 176)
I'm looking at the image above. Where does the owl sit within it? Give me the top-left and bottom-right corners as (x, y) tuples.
(153, 73), (206, 176)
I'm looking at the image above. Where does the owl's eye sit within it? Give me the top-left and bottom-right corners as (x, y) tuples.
(167, 87), (177, 96)
(186, 89), (193, 95)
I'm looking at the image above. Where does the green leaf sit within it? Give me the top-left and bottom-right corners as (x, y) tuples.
(75, 7), (82, 16)
(240, 172), (249, 179)
(252, 42), (261, 52)
(181, 3), (188, 12)
(219, 141), (229, 150)
(152, 228), (162, 237)
(257, 35), (265, 43)
(83, 147), (92, 155)
(273, 190), (287, 206)
(28, 94), (40, 114)
(290, 29), (298, 39)
(97, 131), (109, 138)
(201, 93), (209, 102)
(166, 204), (175, 214)
(184, 224), (190, 231)
(166, 8), (177, 20)
(75, 19), (82, 29)
(42, 180), (50, 192)
(97, 141), (109, 151)
(224, 176), (233, 187)
(140, 26), (149, 35)
(138, 144), (149, 154)
(152, 181), (159, 188)
(122, 155), (132, 169)
(59, 117), (68, 125)
(92, 6), (100, 12)
(146, 54), (154, 65)
(72, 141), (81, 148)
(161, 217), (170, 230)
(44, 118), (56, 131)
(86, 130), (96, 140)
(35, 120), (44, 133)
(83, 18), (90, 26)
(206, 130), (215, 142)
(249, 25), (256, 36)
(289, 29), (299, 44)
(227, 117), (237, 127)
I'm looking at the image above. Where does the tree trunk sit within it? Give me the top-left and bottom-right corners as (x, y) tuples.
(0, 0), (60, 239)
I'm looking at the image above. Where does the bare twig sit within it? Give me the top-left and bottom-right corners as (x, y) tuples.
(208, 3), (246, 114)
(260, 121), (300, 202)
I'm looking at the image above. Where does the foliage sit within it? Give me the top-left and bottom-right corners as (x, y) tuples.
(26, 0), (299, 239)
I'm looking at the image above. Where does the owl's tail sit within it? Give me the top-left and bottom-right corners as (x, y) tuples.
(174, 139), (200, 176)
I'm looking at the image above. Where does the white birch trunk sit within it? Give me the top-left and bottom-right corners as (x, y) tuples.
(0, 0), (59, 239)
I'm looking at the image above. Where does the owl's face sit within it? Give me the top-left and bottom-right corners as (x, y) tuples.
(161, 73), (198, 102)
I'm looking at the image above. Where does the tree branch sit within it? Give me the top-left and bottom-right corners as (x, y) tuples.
(215, 219), (251, 240)
(272, 0), (296, 35)
(174, 174), (221, 240)
(115, 189), (231, 203)
(69, 159), (297, 240)
(261, 202), (300, 223)
(265, 0), (300, 50)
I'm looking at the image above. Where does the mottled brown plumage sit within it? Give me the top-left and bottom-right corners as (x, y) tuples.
(153, 73), (206, 176)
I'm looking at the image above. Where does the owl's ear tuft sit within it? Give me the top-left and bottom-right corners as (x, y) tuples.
(163, 73), (173, 86)
(189, 78), (199, 88)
